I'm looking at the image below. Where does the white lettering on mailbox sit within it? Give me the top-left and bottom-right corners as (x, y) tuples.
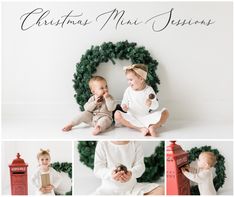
(11, 167), (26, 171)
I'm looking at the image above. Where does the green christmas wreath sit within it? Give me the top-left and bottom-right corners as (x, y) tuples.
(73, 40), (160, 111)
(77, 141), (164, 182)
(187, 146), (226, 195)
(51, 162), (72, 195)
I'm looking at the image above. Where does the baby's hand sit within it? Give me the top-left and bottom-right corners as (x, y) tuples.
(181, 165), (190, 172)
(95, 96), (103, 105)
(103, 91), (110, 98)
(45, 185), (54, 192)
(122, 104), (128, 112)
(112, 170), (123, 182)
(120, 171), (132, 183)
(181, 167), (186, 172)
(40, 187), (49, 194)
(145, 99), (152, 108)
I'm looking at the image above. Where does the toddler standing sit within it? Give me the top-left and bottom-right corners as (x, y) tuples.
(31, 149), (62, 195)
(181, 152), (217, 195)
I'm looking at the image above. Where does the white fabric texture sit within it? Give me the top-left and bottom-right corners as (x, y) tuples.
(54, 172), (72, 195)
(31, 167), (62, 195)
(121, 85), (166, 127)
(122, 85), (159, 116)
(120, 108), (166, 128)
(93, 141), (159, 195)
(182, 168), (216, 195)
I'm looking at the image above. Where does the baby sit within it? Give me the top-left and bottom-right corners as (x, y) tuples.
(181, 151), (217, 195)
(31, 149), (62, 195)
(115, 64), (169, 136)
(63, 76), (116, 135)
(93, 141), (164, 195)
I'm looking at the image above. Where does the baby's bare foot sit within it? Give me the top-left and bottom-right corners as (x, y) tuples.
(62, 124), (73, 132)
(148, 126), (159, 137)
(92, 125), (102, 135)
(138, 127), (149, 136)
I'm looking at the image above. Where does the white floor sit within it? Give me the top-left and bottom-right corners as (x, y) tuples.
(2, 116), (233, 140)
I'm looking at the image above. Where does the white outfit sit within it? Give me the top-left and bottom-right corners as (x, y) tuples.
(120, 85), (166, 127)
(182, 168), (216, 195)
(31, 167), (62, 195)
(93, 141), (159, 195)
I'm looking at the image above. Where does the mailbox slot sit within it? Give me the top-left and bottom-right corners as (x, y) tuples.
(12, 172), (25, 174)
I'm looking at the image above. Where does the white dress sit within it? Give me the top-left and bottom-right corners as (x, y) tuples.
(182, 168), (216, 195)
(31, 167), (62, 195)
(93, 141), (159, 195)
(120, 85), (166, 128)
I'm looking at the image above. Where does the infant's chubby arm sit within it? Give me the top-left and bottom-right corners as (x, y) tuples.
(84, 96), (98, 111)
(146, 86), (159, 110)
(104, 92), (116, 111)
(181, 167), (209, 183)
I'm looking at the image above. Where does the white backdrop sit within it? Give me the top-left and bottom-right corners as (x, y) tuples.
(1, 141), (72, 195)
(166, 140), (233, 195)
(74, 141), (164, 195)
(2, 1), (232, 123)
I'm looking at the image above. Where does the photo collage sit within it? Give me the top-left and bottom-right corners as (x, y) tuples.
(1, 1), (233, 196)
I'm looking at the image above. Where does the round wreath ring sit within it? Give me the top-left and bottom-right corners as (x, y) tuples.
(77, 141), (165, 182)
(187, 146), (226, 195)
(73, 40), (160, 111)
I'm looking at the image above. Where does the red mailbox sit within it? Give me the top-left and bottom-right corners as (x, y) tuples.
(9, 153), (28, 195)
(166, 141), (190, 195)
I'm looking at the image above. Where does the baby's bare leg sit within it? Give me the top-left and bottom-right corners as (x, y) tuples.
(114, 111), (149, 135)
(155, 109), (169, 127)
(144, 185), (165, 195)
(62, 124), (74, 132)
(62, 111), (93, 132)
(92, 116), (112, 135)
(148, 110), (169, 136)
